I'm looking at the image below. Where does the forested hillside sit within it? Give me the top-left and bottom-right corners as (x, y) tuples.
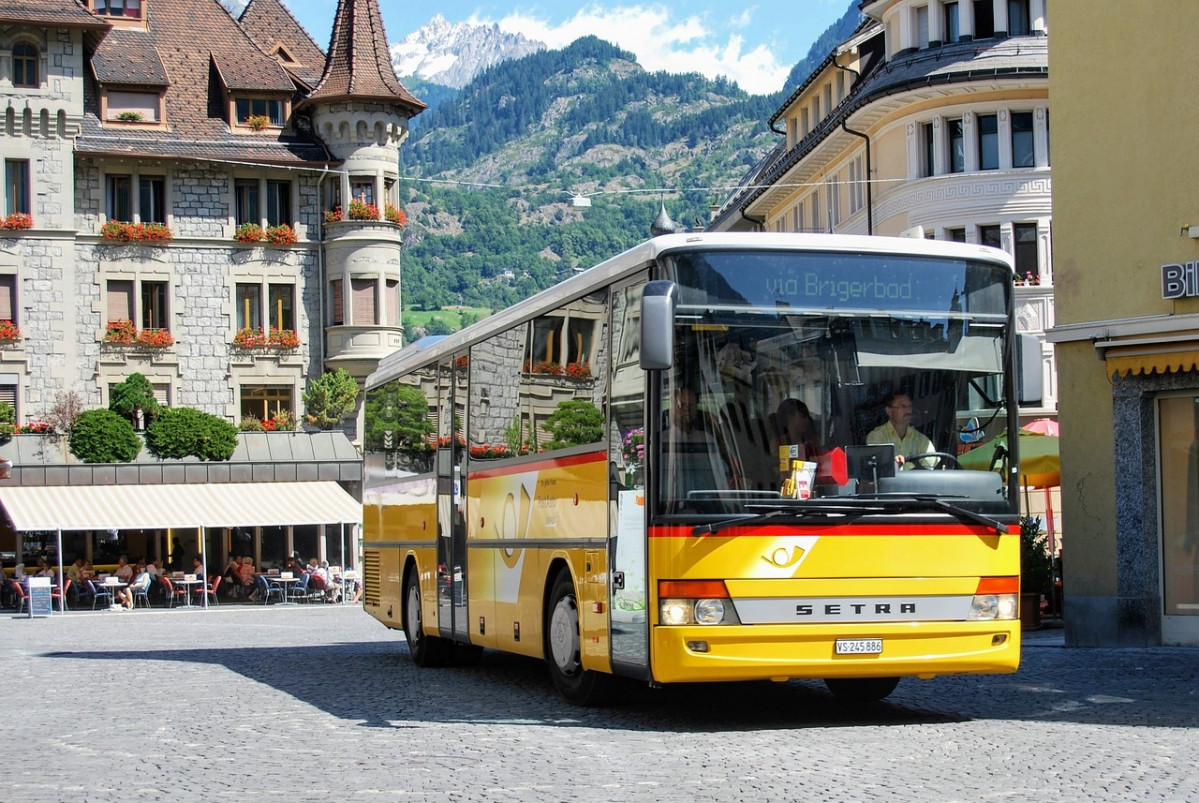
(396, 5), (862, 339)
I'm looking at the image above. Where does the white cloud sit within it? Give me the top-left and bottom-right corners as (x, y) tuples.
(495, 4), (790, 94)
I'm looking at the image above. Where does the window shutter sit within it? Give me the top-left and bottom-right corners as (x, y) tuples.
(351, 278), (375, 326)
(330, 279), (343, 325)
(153, 383), (169, 406)
(107, 279), (134, 322)
(385, 279), (399, 326)
(0, 383), (16, 411)
(0, 275), (15, 322)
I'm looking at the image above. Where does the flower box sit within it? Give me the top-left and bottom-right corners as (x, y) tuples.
(0, 320), (22, 341)
(347, 200), (379, 221)
(265, 224), (297, 245)
(246, 114), (270, 132)
(1, 213), (33, 231)
(136, 328), (175, 348)
(100, 221), (174, 243)
(268, 328), (300, 349)
(234, 222), (264, 243)
(384, 204), (407, 226)
(324, 207), (344, 224)
(104, 319), (136, 345)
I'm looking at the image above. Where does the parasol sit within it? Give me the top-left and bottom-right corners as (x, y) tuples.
(959, 429), (1061, 489)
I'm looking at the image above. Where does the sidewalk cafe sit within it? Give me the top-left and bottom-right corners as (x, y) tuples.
(0, 481), (362, 611)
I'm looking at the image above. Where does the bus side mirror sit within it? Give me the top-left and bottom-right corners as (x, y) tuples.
(640, 280), (678, 371)
(1018, 334), (1043, 404)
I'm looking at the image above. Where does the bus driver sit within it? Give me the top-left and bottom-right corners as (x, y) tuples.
(867, 392), (934, 468)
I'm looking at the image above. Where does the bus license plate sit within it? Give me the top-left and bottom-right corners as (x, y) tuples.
(835, 638), (883, 655)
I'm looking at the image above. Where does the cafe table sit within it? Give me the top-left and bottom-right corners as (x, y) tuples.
(171, 575), (204, 607)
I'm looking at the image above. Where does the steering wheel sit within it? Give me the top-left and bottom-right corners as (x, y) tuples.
(907, 451), (961, 470)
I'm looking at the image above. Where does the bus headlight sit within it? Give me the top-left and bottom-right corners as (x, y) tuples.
(658, 580), (741, 625)
(661, 599), (693, 626)
(968, 593), (1018, 620)
(693, 598), (725, 624)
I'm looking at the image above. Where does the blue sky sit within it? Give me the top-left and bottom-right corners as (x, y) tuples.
(281, 1), (851, 95)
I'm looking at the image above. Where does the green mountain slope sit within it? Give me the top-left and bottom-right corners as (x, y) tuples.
(396, 6), (861, 338)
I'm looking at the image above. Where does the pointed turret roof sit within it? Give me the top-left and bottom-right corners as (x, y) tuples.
(299, 0), (424, 114)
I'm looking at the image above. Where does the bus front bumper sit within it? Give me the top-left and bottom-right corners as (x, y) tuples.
(649, 621), (1020, 684)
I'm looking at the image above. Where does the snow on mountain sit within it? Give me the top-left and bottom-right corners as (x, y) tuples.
(391, 14), (546, 89)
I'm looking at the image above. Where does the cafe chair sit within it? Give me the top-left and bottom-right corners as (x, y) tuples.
(286, 572), (312, 603)
(256, 573), (284, 605)
(88, 579), (113, 611)
(196, 575), (220, 606)
(74, 580), (95, 609)
(133, 581), (152, 609)
(51, 579), (70, 612)
(9, 580), (28, 614)
(161, 576), (189, 608)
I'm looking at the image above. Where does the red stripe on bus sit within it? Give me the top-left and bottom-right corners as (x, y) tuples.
(648, 523), (1015, 537)
(468, 450), (605, 480)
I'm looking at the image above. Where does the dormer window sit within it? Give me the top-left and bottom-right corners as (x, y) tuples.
(234, 98), (285, 129)
(104, 89), (164, 124)
(13, 43), (39, 88)
(93, 0), (143, 19)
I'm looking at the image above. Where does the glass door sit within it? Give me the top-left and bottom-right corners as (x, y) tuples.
(1159, 394), (1199, 644)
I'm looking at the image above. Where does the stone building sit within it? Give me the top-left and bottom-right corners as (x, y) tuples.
(1, 0), (422, 431)
(708, 0), (1057, 520)
(0, 0), (422, 574)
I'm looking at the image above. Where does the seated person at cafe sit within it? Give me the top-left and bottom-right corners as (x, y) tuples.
(116, 563), (152, 610)
(285, 555), (307, 576)
(222, 555), (242, 598)
(66, 558), (85, 582)
(867, 392), (935, 469)
(113, 556), (134, 582)
(316, 560), (340, 602)
(191, 556), (206, 578)
(234, 556), (257, 598)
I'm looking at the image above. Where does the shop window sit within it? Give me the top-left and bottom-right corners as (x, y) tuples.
(12, 43), (38, 88)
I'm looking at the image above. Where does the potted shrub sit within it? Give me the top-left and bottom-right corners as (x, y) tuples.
(234, 222), (264, 243)
(116, 111), (145, 123)
(1020, 515), (1054, 629)
(70, 408), (142, 463)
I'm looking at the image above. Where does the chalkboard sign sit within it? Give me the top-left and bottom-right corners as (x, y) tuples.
(27, 576), (52, 617)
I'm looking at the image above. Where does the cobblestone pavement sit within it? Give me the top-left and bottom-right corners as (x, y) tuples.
(1, 607), (1196, 802)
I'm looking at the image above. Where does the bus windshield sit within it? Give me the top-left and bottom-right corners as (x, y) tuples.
(654, 249), (1014, 518)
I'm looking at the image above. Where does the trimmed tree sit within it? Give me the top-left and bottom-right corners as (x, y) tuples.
(303, 369), (359, 430)
(543, 399), (603, 450)
(145, 407), (238, 461)
(109, 372), (160, 427)
(70, 408), (142, 463)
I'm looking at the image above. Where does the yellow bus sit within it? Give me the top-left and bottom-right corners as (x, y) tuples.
(363, 232), (1028, 704)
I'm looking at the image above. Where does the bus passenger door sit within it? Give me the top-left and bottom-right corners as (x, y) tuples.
(436, 354), (470, 642)
(609, 277), (651, 678)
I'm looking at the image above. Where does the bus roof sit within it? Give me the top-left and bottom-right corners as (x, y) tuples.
(369, 232), (1014, 389)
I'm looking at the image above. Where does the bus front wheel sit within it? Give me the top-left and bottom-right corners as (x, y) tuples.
(545, 570), (613, 706)
(823, 676), (900, 702)
(404, 567), (451, 667)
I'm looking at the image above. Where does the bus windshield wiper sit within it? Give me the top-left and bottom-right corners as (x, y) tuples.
(867, 494), (1008, 536)
(693, 500), (886, 536)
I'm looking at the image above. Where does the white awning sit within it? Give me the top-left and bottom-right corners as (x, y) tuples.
(0, 481), (361, 532)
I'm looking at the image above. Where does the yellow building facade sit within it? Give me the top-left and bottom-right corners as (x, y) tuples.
(1048, 4), (1199, 646)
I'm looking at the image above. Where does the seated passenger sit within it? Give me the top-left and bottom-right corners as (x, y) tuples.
(775, 398), (821, 461)
(866, 392), (935, 468)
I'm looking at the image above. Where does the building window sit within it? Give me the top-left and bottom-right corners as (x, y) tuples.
(1013, 222), (1038, 281)
(793, 203), (803, 232)
(848, 156), (864, 214)
(241, 385), (293, 422)
(139, 177), (166, 224)
(350, 178), (374, 206)
(915, 5), (930, 49)
(946, 227), (966, 242)
(0, 382), (16, 420)
(141, 281), (167, 330)
(268, 284), (294, 332)
(94, 0), (143, 18)
(4, 160), (30, 216)
(106, 90), (160, 123)
(0, 274), (18, 327)
(1011, 112), (1035, 168)
(979, 224), (1001, 250)
(947, 118), (964, 173)
(1008, 0), (1031, 35)
(920, 122), (935, 177)
(106, 175), (132, 222)
(236, 283), (261, 330)
(329, 279), (344, 326)
(12, 43), (38, 88)
(234, 98), (285, 127)
(234, 179), (259, 226)
(944, 2), (960, 42)
(809, 192), (820, 231)
(973, 0), (995, 37)
(825, 179), (841, 227)
(351, 278), (376, 326)
(977, 113), (999, 170)
(265, 180), (291, 227)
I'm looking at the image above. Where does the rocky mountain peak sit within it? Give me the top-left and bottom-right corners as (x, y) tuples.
(391, 14), (547, 89)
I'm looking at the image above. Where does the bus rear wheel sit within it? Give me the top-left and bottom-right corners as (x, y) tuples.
(404, 567), (451, 667)
(545, 570), (613, 706)
(823, 676), (900, 702)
